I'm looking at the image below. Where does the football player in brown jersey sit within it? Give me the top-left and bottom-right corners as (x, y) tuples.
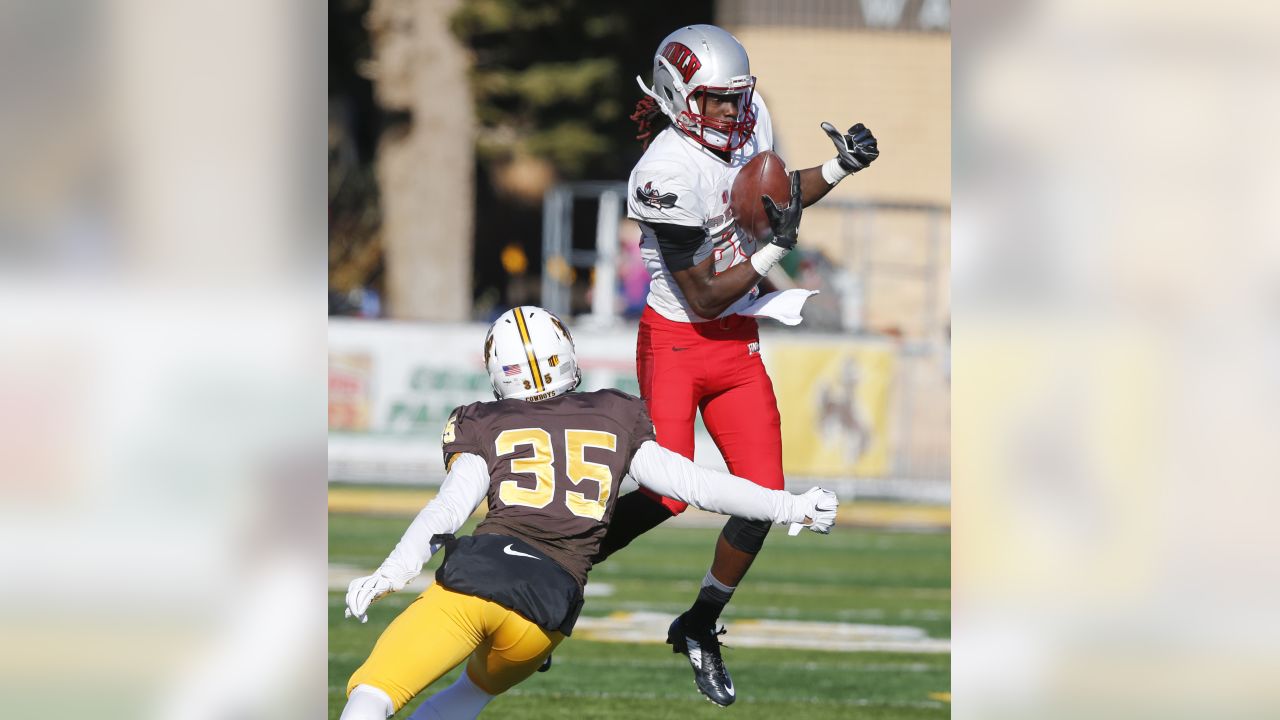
(338, 306), (838, 720)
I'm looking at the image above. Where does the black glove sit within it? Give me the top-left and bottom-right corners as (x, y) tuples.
(761, 171), (802, 250)
(821, 122), (879, 173)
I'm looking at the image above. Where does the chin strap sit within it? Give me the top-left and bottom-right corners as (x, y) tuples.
(636, 55), (691, 124)
(635, 75), (675, 124)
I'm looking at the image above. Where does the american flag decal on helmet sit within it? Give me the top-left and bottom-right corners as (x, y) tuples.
(502, 364), (522, 376)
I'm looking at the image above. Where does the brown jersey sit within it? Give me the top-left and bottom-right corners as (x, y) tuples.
(441, 388), (656, 586)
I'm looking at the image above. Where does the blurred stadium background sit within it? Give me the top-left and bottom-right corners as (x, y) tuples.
(329, 0), (949, 716)
(6, 1), (1279, 718)
(329, 0), (950, 499)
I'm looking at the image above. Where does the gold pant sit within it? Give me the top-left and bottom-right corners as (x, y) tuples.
(346, 584), (565, 711)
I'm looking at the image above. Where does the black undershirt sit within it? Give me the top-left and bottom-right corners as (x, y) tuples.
(649, 221), (706, 272)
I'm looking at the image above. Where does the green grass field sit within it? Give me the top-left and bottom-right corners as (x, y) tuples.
(330, 505), (950, 719)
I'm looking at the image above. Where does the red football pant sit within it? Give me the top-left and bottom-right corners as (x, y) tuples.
(636, 306), (784, 514)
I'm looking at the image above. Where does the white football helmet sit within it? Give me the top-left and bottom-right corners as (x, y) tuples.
(637, 24), (756, 153)
(484, 306), (581, 401)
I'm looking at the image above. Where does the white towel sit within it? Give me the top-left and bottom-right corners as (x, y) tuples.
(740, 289), (820, 326)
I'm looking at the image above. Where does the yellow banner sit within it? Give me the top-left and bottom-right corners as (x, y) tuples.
(769, 341), (895, 477)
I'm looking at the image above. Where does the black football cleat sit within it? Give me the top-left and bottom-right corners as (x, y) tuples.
(667, 612), (735, 706)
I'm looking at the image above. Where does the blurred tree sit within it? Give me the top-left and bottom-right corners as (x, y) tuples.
(328, 0), (383, 314)
(452, 0), (713, 194)
(362, 0), (475, 322)
(450, 0), (713, 314)
(330, 0), (476, 322)
(329, 0), (715, 318)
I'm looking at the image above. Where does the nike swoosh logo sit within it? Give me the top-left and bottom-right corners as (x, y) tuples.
(724, 679), (735, 697)
(503, 544), (540, 560)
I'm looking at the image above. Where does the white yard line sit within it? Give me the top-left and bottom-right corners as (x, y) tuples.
(500, 686), (947, 709)
(573, 611), (950, 654)
(331, 565), (948, 654)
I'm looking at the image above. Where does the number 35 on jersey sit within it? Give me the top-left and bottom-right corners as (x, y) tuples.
(495, 427), (617, 521)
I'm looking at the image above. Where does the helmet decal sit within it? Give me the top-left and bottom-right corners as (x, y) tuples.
(660, 42), (702, 83)
(547, 313), (574, 345)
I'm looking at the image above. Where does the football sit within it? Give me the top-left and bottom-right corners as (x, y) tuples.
(731, 151), (792, 243)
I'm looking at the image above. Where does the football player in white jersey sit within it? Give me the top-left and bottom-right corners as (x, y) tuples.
(592, 24), (880, 707)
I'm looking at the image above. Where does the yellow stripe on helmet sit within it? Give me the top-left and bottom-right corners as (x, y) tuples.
(512, 307), (545, 392)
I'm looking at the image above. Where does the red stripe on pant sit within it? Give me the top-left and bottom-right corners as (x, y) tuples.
(636, 305), (784, 514)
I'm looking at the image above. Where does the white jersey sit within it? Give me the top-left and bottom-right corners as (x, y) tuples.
(626, 93), (776, 323)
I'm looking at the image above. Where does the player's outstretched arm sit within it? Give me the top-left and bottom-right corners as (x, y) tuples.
(795, 122), (880, 207)
(665, 172), (803, 316)
(343, 453), (488, 623)
(669, 248), (772, 320)
(627, 440), (838, 534)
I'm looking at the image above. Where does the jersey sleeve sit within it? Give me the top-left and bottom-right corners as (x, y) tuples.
(629, 397), (657, 448)
(627, 159), (706, 228)
(752, 91), (774, 152)
(441, 404), (484, 469)
(597, 390), (656, 472)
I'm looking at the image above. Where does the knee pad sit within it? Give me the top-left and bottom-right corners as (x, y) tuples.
(721, 517), (771, 554)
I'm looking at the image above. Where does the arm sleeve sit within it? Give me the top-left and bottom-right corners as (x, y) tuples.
(627, 159), (706, 227)
(649, 222), (707, 272)
(376, 452), (489, 584)
(441, 405), (483, 468)
(628, 440), (801, 524)
(752, 91), (775, 153)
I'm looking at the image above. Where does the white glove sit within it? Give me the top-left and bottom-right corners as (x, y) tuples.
(344, 571), (401, 624)
(787, 487), (839, 536)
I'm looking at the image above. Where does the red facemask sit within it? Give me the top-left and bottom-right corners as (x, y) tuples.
(674, 82), (758, 153)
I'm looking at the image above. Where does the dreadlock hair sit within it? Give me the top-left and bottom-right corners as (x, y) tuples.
(631, 96), (671, 149)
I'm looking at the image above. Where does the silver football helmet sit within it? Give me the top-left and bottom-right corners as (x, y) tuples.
(637, 24), (757, 153)
(484, 306), (581, 401)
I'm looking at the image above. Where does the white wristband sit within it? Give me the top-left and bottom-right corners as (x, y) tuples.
(750, 243), (790, 276)
(821, 157), (853, 185)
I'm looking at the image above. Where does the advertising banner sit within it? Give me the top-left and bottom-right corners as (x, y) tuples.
(329, 319), (897, 483)
(328, 320), (644, 483)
